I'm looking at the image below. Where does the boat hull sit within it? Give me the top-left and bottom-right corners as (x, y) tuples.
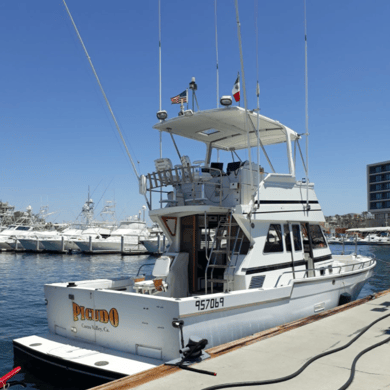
(13, 264), (374, 379)
(73, 239), (148, 253)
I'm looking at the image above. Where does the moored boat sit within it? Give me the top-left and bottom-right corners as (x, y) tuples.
(13, 105), (376, 380)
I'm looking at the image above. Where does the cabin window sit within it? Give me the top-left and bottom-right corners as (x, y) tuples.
(309, 225), (327, 249)
(284, 224), (303, 252)
(264, 224), (284, 253)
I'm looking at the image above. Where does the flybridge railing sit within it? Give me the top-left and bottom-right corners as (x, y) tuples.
(274, 258), (376, 288)
(144, 166), (224, 208)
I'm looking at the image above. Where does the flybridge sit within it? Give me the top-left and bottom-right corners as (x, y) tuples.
(153, 106), (300, 151)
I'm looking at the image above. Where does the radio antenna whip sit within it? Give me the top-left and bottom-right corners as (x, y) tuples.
(304, 0), (310, 211)
(234, 0), (254, 193)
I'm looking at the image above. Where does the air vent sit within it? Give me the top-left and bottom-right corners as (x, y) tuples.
(249, 275), (265, 289)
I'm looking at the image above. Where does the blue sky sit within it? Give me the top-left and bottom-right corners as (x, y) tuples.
(0, 0), (389, 223)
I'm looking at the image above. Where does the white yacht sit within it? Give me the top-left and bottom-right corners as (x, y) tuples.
(73, 214), (149, 254)
(345, 227), (390, 245)
(0, 225), (34, 250)
(40, 226), (86, 252)
(140, 223), (168, 254)
(14, 106), (375, 380)
(40, 196), (108, 253)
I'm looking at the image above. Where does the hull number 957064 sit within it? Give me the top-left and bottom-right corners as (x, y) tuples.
(195, 298), (224, 311)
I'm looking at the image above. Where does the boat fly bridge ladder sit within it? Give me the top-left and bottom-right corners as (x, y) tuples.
(204, 211), (248, 294)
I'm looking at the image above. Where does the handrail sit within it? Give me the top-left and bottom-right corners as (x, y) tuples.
(136, 263), (155, 276)
(146, 166), (223, 190)
(273, 258), (376, 288)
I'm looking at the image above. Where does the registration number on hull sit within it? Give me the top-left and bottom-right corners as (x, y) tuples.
(195, 298), (224, 311)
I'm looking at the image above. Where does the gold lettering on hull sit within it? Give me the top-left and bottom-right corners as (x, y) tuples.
(72, 302), (119, 327)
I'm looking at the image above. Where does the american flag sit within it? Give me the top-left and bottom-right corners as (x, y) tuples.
(171, 90), (188, 104)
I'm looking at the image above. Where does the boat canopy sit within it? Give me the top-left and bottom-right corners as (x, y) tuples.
(346, 227), (390, 233)
(153, 107), (299, 151)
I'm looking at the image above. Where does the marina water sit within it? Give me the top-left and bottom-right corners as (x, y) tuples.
(0, 246), (389, 390)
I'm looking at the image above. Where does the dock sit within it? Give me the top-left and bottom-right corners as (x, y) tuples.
(89, 289), (390, 390)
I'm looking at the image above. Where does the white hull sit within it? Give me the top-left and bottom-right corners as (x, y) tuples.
(18, 239), (46, 251)
(141, 237), (167, 254)
(73, 239), (148, 253)
(13, 261), (373, 379)
(40, 238), (80, 252)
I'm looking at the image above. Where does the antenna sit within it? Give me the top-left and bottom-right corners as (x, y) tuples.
(214, 0), (219, 108)
(62, 0), (151, 210)
(255, 0), (261, 208)
(304, 0), (310, 210)
(234, 0), (254, 193)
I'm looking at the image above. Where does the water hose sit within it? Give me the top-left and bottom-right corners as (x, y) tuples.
(202, 312), (390, 389)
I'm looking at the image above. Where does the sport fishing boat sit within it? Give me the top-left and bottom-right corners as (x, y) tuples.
(13, 105), (376, 381)
(73, 212), (149, 254)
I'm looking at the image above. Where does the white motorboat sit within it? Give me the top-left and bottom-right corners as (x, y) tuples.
(14, 105), (376, 381)
(0, 205), (38, 250)
(73, 212), (149, 254)
(0, 225), (34, 250)
(18, 230), (60, 252)
(40, 226), (86, 252)
(140, 223), (168, 254)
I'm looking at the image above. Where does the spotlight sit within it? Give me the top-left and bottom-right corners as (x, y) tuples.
(220, 95), (232, 106)
(156, 110), (168, 120)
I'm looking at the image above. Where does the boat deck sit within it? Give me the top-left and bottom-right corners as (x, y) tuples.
(89, 289), (390, 390)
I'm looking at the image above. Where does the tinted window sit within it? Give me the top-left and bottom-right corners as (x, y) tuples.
(309, 225), (327, 249)
(292, 225), (303, 251)
(284, 224), (292, 252)
(283, 224), (303, 252)
(264, 224), (284, 253)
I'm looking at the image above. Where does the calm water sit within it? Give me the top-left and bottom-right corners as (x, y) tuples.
(0, 246), (389, 389)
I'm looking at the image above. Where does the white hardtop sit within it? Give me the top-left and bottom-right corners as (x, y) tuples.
(153, 106), (299, 150)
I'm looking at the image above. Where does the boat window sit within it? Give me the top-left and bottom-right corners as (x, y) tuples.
(284, 224), (303, 252)
(16, 226), (30, 231)
(309, 225), (327, 249)
(264, 224), (284, 253)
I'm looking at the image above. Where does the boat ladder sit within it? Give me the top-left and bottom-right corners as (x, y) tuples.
(204, 212), (245, 294)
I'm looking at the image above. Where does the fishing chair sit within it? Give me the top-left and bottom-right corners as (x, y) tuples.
(133, 256), (171, 294)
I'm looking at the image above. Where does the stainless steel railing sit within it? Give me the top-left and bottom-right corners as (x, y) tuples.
(274, 258), (376, 288)
(146, 166), (224, 206)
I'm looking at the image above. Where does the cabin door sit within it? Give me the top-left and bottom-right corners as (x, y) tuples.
(180, 215), (199, 294)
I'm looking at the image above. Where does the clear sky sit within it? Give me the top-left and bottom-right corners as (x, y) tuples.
(0, 0), (389, 223)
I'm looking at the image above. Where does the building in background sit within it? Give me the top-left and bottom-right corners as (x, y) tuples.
(367, 160), (390, 227)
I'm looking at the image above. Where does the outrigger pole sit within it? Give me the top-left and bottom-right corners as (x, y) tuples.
(62, 1), (151, 210)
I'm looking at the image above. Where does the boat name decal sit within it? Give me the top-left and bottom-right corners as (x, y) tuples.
(195, 298), (224, 311)
(72, 302), (119, 327)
